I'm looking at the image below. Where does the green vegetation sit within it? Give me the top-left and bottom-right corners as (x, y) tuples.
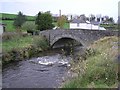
(1, 13), (69, 32)
(63, 23), (69, 29)
(57, 15), (67, 29)
(3, 36), (33, 53)
(100, 24), (118, 30)
(53, 22), (69, 29)
(1, 13), (35, 21)
(2, 20), (15, 32)
(2, 34), (49, 65)
(13, 11), (26, 29)
(3, 35), (48, 53)
(22, 21), (37, 34)
(0, 13), (16, 19)
(62, 36), (118, 88)
(1, 13), (35, 32)
(35, 12), (54, 31)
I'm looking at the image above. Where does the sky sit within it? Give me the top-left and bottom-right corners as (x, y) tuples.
(0, 0), (120, 22)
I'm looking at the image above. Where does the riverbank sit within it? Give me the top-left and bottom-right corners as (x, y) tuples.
(2, 33), (49, 65)
(62, 36), (118, 88)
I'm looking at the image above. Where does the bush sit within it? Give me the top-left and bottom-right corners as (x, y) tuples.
(22, 21), (37, 35)
(32, 36), (49, 50)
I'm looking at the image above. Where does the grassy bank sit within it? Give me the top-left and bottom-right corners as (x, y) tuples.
(2, 34), (49, 65)
(62, 36), (118, 88)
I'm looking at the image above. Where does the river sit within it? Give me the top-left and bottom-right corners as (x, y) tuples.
(2, 46), (85, 88)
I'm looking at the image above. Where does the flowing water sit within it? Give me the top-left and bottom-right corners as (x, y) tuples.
(2, 46), (85, 88)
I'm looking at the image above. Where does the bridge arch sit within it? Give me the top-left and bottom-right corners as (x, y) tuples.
(50, 34), (86, 47)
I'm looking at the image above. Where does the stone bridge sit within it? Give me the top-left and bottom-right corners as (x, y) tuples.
(39, 29), (118, 48)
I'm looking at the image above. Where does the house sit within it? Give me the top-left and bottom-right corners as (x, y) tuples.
(70, 18), (106, 30)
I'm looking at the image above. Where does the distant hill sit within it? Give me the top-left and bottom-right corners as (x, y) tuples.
(0, 13), (35, 21)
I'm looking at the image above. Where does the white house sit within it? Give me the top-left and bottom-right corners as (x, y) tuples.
(70, 18), (106, 30)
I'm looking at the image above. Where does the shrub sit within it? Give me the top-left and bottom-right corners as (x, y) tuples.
(22, 21), (37, 35)
(32, 36), (49, 50)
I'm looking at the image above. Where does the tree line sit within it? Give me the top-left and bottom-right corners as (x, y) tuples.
(13, 11), (55, 34)
(13, 11), (67, 33)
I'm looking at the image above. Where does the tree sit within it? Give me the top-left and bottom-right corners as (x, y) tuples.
(80, 14), (86, 21)
(104, 16), (109, 21)
(101, 17), (104, 22)
(13, 11), (26, 29)
(22, 22), (37, 35)
(97, 18), (100, 22)
(86, 17), (89, 21)
(89, 14), (95, 21)
(57, 15), (66, 29)
(35, 12), (42, 30)
(35, 12), (54, 31)
(108, 17), (114, 23)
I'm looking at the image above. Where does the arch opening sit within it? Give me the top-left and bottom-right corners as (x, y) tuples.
(52, 37), (83, 48)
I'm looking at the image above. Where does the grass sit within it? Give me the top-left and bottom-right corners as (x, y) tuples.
(2, 35), (48, 53)
(53, 22), (69, 29)
(1, 13), (35, 20)
(0, 13), (16, 19)
(0, 20), (35, 32)
(62, 36), (118, 88)
(3, 36), (33, 53)
(63, 23), (69, 29)
(2, 20), (15, 31)
(0, 13), (35, 32)
(2, 36), (48, 53)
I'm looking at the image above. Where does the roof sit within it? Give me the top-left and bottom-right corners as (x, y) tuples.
(90, 21), (100, 25)
(71, 18), (100, 25)
(71, 18), (86, 23)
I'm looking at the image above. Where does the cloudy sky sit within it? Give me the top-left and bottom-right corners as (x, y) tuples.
(0, 0), (119, 22)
